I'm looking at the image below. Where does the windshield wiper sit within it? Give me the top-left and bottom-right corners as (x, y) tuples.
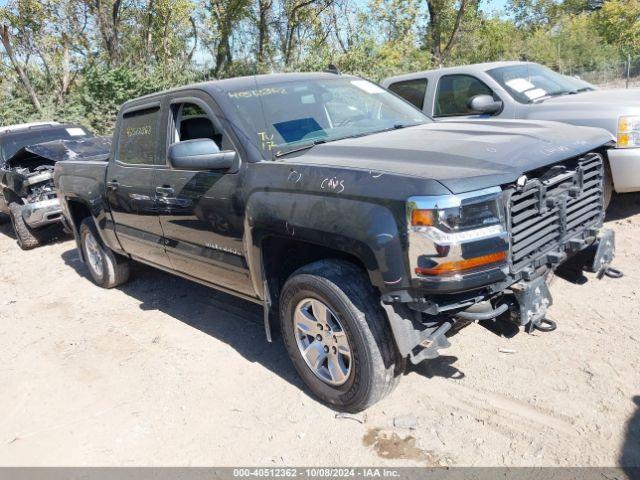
(531, 91), (572, 103)
(273, 123), (418, 159)
(571, 87), (591, 94)
(274, 138), (327, 158)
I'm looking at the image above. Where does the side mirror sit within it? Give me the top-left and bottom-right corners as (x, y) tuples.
(168, 138), (235, 171)
(468, 95), (503, 115)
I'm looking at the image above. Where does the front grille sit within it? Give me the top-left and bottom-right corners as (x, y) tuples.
(508, 152), (604, 272)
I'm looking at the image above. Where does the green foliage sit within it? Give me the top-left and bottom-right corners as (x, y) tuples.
(597, 0), (640, 56)
(75, 65), (200, 134)
(0, 0), (636, 131)
(448, 16), (524, 65)
(523, 13), (615, 72)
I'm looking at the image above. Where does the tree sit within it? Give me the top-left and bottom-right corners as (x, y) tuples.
(256, 0), (274, 65)
(597, 0), (640, 56)
(208, 0), (251, 77)
(0, 0), (46, 112)
(425, 0), (480, 67)
(370, 0), (422, 43)
(83, 0), (124, 66)
(0, 25), (42, 113)
(276, 0), (335, 67)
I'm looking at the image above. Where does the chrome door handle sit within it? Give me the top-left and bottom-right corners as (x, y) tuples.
(106, 180), (119, 191)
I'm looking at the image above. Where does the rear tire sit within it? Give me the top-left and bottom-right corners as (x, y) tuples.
(79, 218), (130, 288)
(279, 260), (404, 412)
(8, 203), (41, 250)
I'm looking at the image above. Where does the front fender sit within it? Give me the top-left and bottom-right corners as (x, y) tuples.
(244, 190), (409, 299)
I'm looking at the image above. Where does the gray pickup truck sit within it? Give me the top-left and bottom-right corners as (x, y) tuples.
(55, 72), (616, 411)
(382, 61), (637, 207)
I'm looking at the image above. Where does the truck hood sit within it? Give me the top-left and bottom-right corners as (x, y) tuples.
(540, 88), (640, 107)
(5, 136), (111, 169)
(285, 120), (613, 194)
(522, 89), (640, 135)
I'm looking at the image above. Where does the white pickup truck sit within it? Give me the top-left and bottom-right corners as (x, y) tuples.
(382, 61), (639, 207)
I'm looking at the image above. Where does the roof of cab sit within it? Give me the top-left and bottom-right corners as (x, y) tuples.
(0, 122), (60, 136)
(381, 61), (533, 86)
(121, 72), (357, 110)
(0, 123), (84, 140)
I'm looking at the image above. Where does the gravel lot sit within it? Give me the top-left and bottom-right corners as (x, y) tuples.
(0, 194), (639, 467)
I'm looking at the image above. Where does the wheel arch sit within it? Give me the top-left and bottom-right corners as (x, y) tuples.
(2, 187), (22, 206)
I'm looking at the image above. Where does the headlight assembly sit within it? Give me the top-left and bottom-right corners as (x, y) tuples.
(617, 115), (640, 148)
(407, 187), (508, 277)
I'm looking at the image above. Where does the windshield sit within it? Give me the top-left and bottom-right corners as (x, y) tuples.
(0, 126), (90, 163)
(487, 64), (595, 104)
(224, 76), (430, 158)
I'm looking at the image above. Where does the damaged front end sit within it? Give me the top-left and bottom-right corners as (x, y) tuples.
(387, 151), (618, 364)
(8, 166), (62, 228)
(1, 137), (111, 230)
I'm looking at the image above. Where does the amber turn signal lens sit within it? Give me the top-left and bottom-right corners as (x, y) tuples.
(411, 209), (434, 226)
(415, 251), (507, 276)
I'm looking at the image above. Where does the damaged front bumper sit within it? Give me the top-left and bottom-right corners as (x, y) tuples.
(388, 152), (619, 364)
(386, 228), (617, 365)
(21, 198), (62, 229)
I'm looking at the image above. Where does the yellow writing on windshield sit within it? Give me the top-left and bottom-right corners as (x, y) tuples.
(228, 88), (287, 99)
(258, 131), (276, 151)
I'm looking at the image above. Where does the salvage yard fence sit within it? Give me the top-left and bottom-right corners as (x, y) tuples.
(561, 56), (640, 89)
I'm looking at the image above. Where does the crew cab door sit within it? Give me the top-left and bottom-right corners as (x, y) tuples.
(155, 92), (255, 297)
(106, 103), (171, 268)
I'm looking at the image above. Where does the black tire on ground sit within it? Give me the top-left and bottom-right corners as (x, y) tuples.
(279, 259), (404, 412)
(79, 217), (130, 288)
(8, 202), (41, 250)
(603, 160), (614, 210)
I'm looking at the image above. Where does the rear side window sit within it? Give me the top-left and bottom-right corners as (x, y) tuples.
(434, 75), (494, 117)
(117, 107), (160, 165)
(388, 79), (428, 110)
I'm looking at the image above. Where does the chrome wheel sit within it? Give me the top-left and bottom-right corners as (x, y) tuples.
(293, 298), (352, 386)
(84, 231), (104, 278)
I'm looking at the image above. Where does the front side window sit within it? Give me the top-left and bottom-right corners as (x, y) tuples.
(224, 77), (430, 159)
(487, 64), (595, 104)
(117, 107), (160, 165)
(170, 102), (232, 151)
(434, 75), (495, 117)
(388, 78), (428, 110)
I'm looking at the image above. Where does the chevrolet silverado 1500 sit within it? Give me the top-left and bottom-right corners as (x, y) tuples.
(54, 72), (616, 411)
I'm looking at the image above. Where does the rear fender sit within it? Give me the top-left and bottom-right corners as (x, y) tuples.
(57, 160), (125, 255)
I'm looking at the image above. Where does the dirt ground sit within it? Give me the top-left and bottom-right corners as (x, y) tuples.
(0, 194), (639, 468)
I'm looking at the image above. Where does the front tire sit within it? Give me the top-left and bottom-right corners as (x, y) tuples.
(279, 260), (403, 412)
(79, 218), (130, 288)
(603, 161), (613, 210)
(9, 203), (41, 250)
